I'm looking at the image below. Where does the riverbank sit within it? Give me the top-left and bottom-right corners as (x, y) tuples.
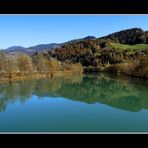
(0, 63), (83, 83)
(84, 62), (148, 79)
(0, 60), (147, 83)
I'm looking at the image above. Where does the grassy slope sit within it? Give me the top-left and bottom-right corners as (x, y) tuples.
(109, 43), (148, 55)
(110, 43), (148, 50)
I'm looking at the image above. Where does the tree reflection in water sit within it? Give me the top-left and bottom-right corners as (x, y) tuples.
(0, 73), (148, 112)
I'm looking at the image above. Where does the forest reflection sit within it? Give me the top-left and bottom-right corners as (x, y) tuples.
(0, 73), (148, 112)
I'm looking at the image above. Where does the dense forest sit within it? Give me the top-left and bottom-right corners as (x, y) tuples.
(45, 28), (148, 78)
(101, 28), (148, 44)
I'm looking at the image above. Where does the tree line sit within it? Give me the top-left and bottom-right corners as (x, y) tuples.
(0, 51), (83, 79)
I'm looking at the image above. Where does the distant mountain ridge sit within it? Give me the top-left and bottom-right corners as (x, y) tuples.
(4, 43), (62, 55)
(28, 43), (62, 52)
(5, 46), (32, 55)
(4, 28), (148, 55)
(5, 46), (26, 51)
(4, 36), (96, 55)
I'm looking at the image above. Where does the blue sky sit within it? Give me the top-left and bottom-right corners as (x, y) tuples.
(0, 15), (148, 49)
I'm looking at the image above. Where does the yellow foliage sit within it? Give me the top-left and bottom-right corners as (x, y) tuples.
(48, 58), (62, 71)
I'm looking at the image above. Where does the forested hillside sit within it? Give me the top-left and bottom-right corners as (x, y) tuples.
(45, 28), (148, 78)
(1, 28), (148, 80)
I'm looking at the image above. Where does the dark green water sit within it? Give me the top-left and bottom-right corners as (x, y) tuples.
(0, 73), (148, 132)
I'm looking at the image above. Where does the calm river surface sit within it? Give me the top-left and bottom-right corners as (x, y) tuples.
(0, 74), (148, 132)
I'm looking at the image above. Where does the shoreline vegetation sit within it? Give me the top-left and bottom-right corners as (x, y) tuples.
(0, 46), (148, 82)
(0, 28), (148, 82)
(0, 52), (83, 83)
(84, 55), (148, 79)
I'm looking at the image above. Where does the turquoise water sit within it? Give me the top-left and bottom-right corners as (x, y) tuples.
(0, 74), (148, 132)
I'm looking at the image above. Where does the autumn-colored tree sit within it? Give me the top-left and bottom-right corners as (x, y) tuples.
(4, 58), (16, 77)
(48, 58), (62, 71)
(17, 53), (33, 74)
(32, 53), (50, 72)
(0, 51), (4, 72)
